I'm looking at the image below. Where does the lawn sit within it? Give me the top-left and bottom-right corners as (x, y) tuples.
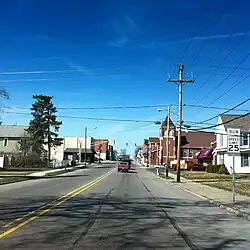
(179, 171), (250, 197)
(0, 177), (27, 185)
(207, 181), (250, 197)
(181, 171), (250, 181)
(159, 172), (173, 179)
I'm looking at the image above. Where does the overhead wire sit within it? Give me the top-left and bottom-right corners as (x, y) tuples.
(187, 98), (250, 125)
(2, 111), (158, 123)
(192, 31), (249, 105)
(192, 111), (250, 131)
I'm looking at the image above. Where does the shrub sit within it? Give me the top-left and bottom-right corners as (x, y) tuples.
(206, 164), (220, 173)
(218, 164), (229, 175)
(206, 164), (229, 174)
(9, 153), (46, 168)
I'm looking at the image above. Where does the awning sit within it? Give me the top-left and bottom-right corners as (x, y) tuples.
(64, 148), (94, 154)
(195, 148), (213, 159)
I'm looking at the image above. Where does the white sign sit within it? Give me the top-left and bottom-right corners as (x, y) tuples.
(227, 128), (240, 153)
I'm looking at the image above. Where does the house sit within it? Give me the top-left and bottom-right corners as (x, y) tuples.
(93, 139), (109, 160)
(179, 131), (216, 162)
(215, 114), (250, 173)
(0, 125), (27, 154)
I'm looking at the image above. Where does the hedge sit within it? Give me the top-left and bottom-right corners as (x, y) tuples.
(206, 164), (229, 174)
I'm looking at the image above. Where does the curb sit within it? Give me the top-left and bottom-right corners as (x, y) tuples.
(176, 184), (248, 219)
(150, 171), (249, 220)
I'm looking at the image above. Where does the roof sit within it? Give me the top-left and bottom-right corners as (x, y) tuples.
(161, 116), (175, 129)
(64, 148), (94, 154)
(220, 114), (250, 131)
(149, 137), (160, 143)
(181, 131), (215, 149)
(0, 125), (28, 138)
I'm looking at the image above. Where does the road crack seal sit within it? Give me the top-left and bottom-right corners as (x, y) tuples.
(138, 175), (199, 250)
(70, 188), (114, 249)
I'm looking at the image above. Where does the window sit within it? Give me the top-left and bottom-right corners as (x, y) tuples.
(241, 153), (249, 167)
(181, 149), (188, 157)
(3, 138), (8, 147)
(189, 149), (193, 157)
(242, 133), (248, 146)
(219, 134), (223, 147)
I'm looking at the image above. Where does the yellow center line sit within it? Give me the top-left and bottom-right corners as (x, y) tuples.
(0, 170), (113, 238)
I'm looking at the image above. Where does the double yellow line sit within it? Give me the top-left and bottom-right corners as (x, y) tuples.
(0, 170), (113, 240)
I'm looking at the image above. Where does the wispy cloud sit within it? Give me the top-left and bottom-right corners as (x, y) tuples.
(108, 37), (129, 48)
(67, 61), (93, 76)
(108, 15), (141, 48)
(137, 32), (247, 49)
(37, 34), (56, 41)
(125, 15), (140, 32)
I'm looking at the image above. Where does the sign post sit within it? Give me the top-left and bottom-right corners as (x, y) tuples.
(227, 128), (241, 205)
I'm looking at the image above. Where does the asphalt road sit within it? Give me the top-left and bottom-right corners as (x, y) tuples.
(0, 163), (250, 249)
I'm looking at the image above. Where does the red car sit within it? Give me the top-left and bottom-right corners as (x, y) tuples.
(117, 162), (129, 172)
(172, 161), (206, 171)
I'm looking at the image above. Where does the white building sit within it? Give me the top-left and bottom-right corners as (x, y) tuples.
(51, 137), (95, 166)
(215, 114), (250, 173)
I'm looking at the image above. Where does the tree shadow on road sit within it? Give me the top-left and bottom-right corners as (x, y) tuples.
(0, 194), (248, 249)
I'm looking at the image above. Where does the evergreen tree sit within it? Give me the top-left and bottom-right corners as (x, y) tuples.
(26, 95), (63, 161)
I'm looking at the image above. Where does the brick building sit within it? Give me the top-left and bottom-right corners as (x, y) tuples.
(142, 116), (216, 166)
(93, 139), (109, 160)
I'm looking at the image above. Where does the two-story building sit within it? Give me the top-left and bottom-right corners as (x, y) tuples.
(215, 114), (250, 173)
(0, 125), (27, 154)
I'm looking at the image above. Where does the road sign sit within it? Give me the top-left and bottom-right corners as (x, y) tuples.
(227, 128), (240, 205)
(227, 128), (240, 153)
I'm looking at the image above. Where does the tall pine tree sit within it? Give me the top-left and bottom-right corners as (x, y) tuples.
(26, 95), (63, 161)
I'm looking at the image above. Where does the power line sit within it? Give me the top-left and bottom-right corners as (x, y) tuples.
(193, 50), (250, 106)
(4, 104), (171, 110)
(198, 31), (248, 89)
(189, 14), (224, 67)
(182, 104), (249, 112)
(206, 74), (250, 106)
(192, 112), (250, 131)
(3, 111), (158, 123)
(189, 98), (250, 125)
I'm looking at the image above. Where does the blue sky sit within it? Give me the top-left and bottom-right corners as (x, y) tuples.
(0, 0), (250, 154)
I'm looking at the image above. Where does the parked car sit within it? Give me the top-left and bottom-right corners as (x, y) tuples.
(117, 162), (129, 172)
(172, 160), (206, 171)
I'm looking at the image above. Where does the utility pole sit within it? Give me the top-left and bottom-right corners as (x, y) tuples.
(165, 105), (171, 178)
(84, 126), (87, 167)
(168, 64), (194, 182)
(79, 138), (82, 163)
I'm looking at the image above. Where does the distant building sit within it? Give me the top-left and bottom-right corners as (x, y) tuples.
(93, 139), (109, 160)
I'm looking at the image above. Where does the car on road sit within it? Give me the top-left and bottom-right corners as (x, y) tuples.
(117, 162), (129, 172)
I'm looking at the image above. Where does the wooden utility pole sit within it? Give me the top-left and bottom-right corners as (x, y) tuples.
(84, 126), (87, 167)
(168, 64), (194, 182)
(165, 105), (171, 178)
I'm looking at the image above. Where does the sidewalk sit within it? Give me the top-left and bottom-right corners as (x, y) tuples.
(147, 164), (250, 219)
